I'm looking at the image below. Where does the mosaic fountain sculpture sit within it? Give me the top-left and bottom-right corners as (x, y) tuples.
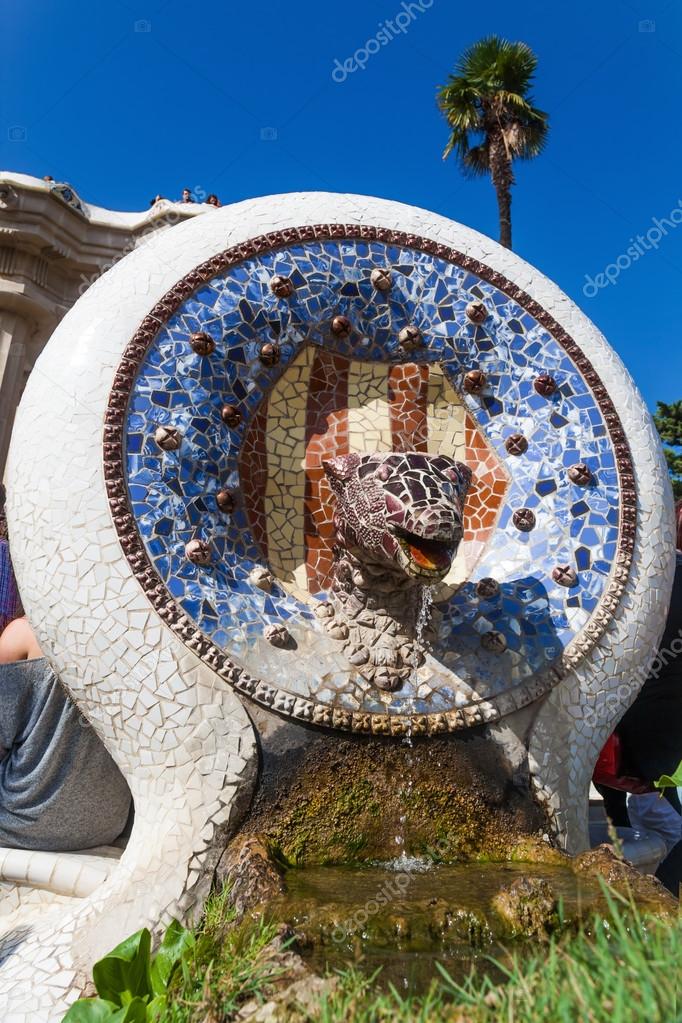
(1, 193), (674, 1020)
(318, 451), (472, 691)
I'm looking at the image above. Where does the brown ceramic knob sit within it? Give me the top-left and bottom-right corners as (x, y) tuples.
(216, 489), (235, 513)
(220, 404), (242, 428)
(505, 433), (528, 456)
(185, 539), (211, 566)
(568, 462), (592, 486)
(512, 508), (536, 532)
(154, 425), (181, 451)
(331, 315), (352, 339)
(465, 300), (488, 324)
(264, 623), (293, 648)
(534, 373), (557, 397)
(270, 274), (294, 298)
(481, 630), (507, 654)
(552, 565), (578, 588)
(189, 331), (215, 356)
(463, 369), (487, 394)
(476, 577), (500, 599)
(398, 325), (423, 350)
(259, 342), (281, 366)
(370, 268), (392, 291)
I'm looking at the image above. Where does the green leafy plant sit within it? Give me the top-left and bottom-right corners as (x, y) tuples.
(653, 757), (682, 793)
(63, 920), (194, 1022)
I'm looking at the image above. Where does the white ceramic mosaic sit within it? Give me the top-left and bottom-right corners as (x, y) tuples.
(2, 193), (674, 1020)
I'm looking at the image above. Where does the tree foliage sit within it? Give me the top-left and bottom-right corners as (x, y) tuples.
(653, 400), (682, 500)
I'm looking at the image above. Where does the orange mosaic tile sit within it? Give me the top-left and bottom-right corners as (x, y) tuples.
(388, 363), (429, 452)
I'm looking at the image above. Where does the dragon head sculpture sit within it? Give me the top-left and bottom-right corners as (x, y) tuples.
(323, 452), (472, 583)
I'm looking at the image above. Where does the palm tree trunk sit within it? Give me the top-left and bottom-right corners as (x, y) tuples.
(488, 131), (513, 249)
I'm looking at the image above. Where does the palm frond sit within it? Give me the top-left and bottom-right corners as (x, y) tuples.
(436, 33), (549, 233)
(462, 143), (490, 178)
(456, 36), (538, 93)
(504, 116), (549, 159)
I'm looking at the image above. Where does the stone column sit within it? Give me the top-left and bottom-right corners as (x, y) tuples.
(0, 311), (32, 480)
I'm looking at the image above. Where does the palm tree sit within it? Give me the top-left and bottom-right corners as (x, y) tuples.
(437, 36), (548, 250)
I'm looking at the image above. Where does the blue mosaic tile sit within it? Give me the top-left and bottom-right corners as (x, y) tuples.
(123, 240), (621, 699)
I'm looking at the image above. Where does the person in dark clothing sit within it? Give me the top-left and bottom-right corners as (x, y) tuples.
(597, 499), (682, 894)
(617, 542), (682, 815)
(596, 502), (682, 826)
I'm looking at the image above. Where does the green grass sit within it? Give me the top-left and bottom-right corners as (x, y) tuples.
(159, 887), (681, 1023)
(156, 890), (286, 1022)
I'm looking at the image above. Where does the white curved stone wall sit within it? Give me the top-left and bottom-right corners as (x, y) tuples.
(1, 193), (674, 1020)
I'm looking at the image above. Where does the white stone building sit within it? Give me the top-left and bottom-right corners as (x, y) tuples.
(0, 172), (208, 476)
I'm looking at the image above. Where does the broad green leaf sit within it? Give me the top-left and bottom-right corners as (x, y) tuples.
(93, 929), (153, 1005)
(62, 998), (120, 1022)
(109, 999), (148, 1023)
(654, 759), (682, 791)
(150, 919), (195, 997)
(146, 994), (168, 1021)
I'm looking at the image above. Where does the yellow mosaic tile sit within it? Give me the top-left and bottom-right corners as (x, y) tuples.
(264, 346), (313, 585)
(347, 362), (391, 454)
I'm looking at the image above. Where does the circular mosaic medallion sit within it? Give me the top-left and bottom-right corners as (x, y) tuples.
(104, 227), (635, 734)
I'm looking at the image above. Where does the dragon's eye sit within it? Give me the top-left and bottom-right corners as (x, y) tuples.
(376, 464), (391, 482)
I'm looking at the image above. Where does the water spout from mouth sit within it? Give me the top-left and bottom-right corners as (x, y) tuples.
(415, 584), (436, 647)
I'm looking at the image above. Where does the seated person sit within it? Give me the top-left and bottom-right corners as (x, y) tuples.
(0, 484), (22, 632)
(0, 543), (131, 852)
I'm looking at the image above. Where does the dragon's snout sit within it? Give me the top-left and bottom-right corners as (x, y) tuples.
(324, 451), (472, 582)
(388, 500), (464, 578)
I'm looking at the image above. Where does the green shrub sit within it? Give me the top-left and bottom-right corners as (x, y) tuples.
(63, 920), (194, 1022)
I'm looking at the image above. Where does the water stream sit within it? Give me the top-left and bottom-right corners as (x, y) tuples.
(395, 585), (436, 853)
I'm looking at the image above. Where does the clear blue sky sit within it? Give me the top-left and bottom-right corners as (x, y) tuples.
(2, 0), (681, 411)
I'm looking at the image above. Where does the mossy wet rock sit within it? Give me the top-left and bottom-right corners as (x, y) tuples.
(573, 844), (678, 915)
(216, 833), (285, 918)
(242, 737), (549, 865)
(491, 877), (559, 938)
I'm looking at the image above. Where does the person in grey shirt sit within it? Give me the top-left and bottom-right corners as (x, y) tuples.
(0, 504), (131, 851)
(0, 655), (131, 851)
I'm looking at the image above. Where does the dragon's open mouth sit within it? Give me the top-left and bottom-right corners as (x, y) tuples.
(395, 528), (457, 577)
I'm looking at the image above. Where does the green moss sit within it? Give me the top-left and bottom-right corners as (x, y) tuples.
(245, 739), (547, 865)
(264, 775), (383, 865)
